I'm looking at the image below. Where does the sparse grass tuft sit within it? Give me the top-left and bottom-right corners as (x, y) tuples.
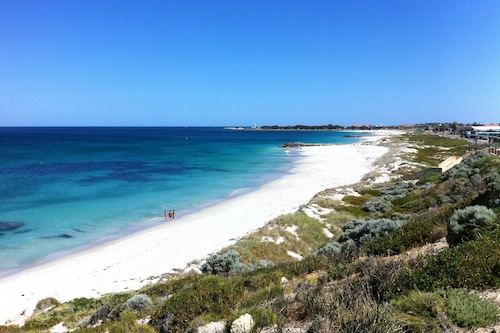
(391, 290), (449, 332)
(342, 195), (369, 206)
(311, 196), (337, 209)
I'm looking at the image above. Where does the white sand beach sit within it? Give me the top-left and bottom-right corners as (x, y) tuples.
(0, 134), (392, 325)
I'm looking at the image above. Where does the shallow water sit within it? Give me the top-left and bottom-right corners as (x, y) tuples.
(0, 127), (362, 273)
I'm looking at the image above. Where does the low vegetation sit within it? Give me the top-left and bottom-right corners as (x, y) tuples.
(2, 133), (499, 332)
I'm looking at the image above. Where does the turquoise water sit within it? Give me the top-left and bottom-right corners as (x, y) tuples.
(0, 127), (362, 274)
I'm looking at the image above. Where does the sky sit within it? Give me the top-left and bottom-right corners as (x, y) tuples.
(1, 1), (499, 126)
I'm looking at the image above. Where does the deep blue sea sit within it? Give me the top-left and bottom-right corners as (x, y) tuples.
(0, 127), (363, 275)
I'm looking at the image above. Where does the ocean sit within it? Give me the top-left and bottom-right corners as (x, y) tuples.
(0, 127), (363, 275)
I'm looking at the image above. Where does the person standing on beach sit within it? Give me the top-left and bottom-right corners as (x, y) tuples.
(164, 210), (167, 222)
(172, 210), (176, 219)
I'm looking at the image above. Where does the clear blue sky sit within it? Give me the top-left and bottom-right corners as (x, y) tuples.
(1, 1), (499, 126)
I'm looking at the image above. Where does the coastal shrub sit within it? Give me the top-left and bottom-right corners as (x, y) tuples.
(362, 197), (393, 213)
(311, 196), (337, 209)
(446, 205), (497, 246)
(23, 314), (62, 331)
(313, 240), (358, 258)
(357, 256), (404, 303)
(142, 274), (201, 298)
(416, 171), (442, 185)
(390, 212), (412, 220)
(277, 255), (330, 278)
(109, 310), (156, 333)
(87, 293), (132, 326)
(340, 219), (404, 246)
(379, 181), (415, 199)
(72, 297), (101, 312)
(470, 153), (500, 173)
(150, 275), (243, 332)
(242, 285), (284, 308)
(330, 205), (369, 218)
(313, 241), (341, 257)
(474, 172), (500, 208)
(393, 191), (437, 213)
(391, 290), (448, 332)
(307, 278), (401, 332)
(342, 195), (369, 206)
(395, 236), (500, 291)
(34, 297), (61, 313)
(355, 187), (380, 197)
(258, 259), (276, 269)
(444, 289), (500, 329)
(248, 307), (278, 328)
(121, 294), (153, 313)
(76, 316), (92, 328)
(435, 176), (477, 206)
(366, 219), (444, 256)
(392, 289), (499, 331)
(201, 250), (245, 276)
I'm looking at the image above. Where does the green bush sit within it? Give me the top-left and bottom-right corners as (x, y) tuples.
(474, 172), (500, 208)
(121, 294), (153, 313)
(22, 297), (64, 330)
(201, 250), (245, 276)
(242, 285), (284, 308)
(392, 288), (500, 331)
(72, 297), (101, 312)
(395, 236), (500, 291)
(444, 289), (499, 329)
(340, 219), (404, 246)
(416, 171), (442, 185)
(469, 151), (498, 172)
(313, 241), (341, 257)
(333, 204), (370, 218)
(447, 205), (497, 246)
(379, 181), (415, 199)
(150, 275), (243, 332)
(23, 314), (62, 331)
(87, 293), (132, 327)
(342, 195), (369, 206)
(248, 307), (277, 328)
(34, 297), (60, 313)
(391, 290), (448, 332)
(109, 310), (156, 333)
(355, 187), (380, 197)
(362, 197), (393, 213)
(366, 219), (444, 256)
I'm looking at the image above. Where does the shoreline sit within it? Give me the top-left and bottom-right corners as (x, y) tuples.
(0, 133), (393, 326)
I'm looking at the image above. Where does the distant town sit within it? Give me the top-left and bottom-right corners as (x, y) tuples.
(225, 122), (500, 142)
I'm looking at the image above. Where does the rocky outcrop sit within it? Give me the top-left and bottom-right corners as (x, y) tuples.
(197, 321), (226, 333)
(230, 313), (254, 333)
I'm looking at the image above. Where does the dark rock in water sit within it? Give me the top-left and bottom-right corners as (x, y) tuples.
(55, 233), (73, 239)
(280, 142), (329, 148)
(73, 228), (85, 233)
(0, 221), (24, 231)
(41, 233), (73, 239)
